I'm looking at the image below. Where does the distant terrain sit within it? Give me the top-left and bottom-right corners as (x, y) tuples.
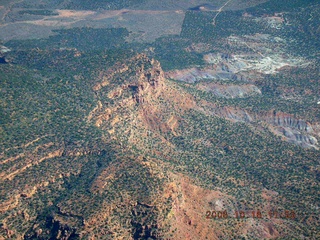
(1, 0), (319, 239)
(0, 0), (268, 42)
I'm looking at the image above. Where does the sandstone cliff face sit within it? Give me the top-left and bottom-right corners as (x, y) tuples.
(94, 54), (165, 102)
(90, 53), (196, 146)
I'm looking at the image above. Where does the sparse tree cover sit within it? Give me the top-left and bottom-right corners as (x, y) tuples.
(1, 0), (319, 239)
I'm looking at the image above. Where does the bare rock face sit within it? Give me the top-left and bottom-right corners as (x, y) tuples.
(279, 127), (318, 147)
(258, 111), (319, 149)
(265, 111), (314, 133)
(130, 57), (165, 104)
(93, 54), (165, 103)
(201, 103), (319, 149)
(90, 53), (196, 139)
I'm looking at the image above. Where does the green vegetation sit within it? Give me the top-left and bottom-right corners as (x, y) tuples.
(247, 0), (319, 15)
(6, 27), (129, 51)
(180, 10), (264, 43)
(66, 0), (147, 10)
(1, 1), (319, 239)
(18, 10), (58, 16)
(151, 36), (204, 71)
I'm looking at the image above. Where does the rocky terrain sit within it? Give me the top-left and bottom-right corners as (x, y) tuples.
(1, 0), (319, 239)
(165, 31), (319, 150)
(1, 53), (319, 239)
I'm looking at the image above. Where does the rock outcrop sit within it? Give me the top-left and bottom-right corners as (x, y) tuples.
(90, 53), (196, 138)
(263, 111), (314, 133)
(258, 110), (319, 149)
(202, 104), (319, 149)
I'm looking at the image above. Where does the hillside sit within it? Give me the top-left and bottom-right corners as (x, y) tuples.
(1, 0), (319, 239)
